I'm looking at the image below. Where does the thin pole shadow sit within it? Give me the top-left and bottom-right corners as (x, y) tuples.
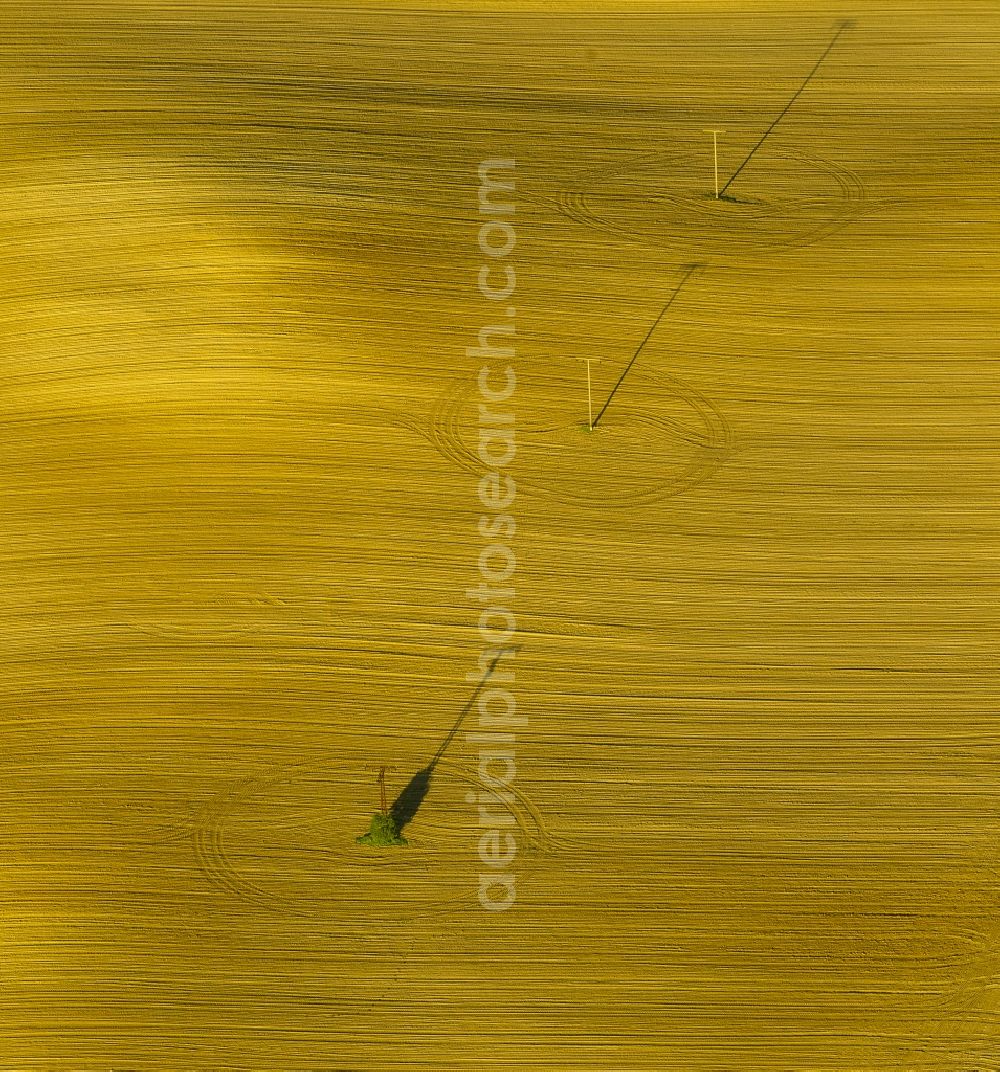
(388, 646), (518, 833)
(592, 264), (700, 430)
(719, 19), (854, 197)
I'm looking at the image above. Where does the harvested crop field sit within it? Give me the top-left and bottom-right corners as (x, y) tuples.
(2, 1), (999, 1069)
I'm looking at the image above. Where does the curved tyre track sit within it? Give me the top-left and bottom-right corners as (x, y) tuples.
(550, 145), (867, 260)
(188, 752), (561, 919)
(427, 368), (734, 508)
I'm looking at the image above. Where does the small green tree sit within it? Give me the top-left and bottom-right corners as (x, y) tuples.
(356, 811), (407, 847)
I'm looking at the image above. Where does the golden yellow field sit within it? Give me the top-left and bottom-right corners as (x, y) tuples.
(2, 2), (999, 1069)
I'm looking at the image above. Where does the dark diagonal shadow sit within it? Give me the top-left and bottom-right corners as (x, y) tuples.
(719, 19), (854, 197)
(388, 766), (434, 832)
(389, 645), (518, 833)
(591, 264), (701, 429)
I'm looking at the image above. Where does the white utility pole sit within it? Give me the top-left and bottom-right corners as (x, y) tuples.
(572, 358), (600, 430)
(703, 128), (725, 198)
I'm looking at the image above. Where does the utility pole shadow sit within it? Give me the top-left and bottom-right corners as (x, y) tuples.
(592, 264), (701, 430)
(387, 646), (518, 836)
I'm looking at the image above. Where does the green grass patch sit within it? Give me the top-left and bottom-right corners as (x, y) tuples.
(356, 812), (408, 847)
